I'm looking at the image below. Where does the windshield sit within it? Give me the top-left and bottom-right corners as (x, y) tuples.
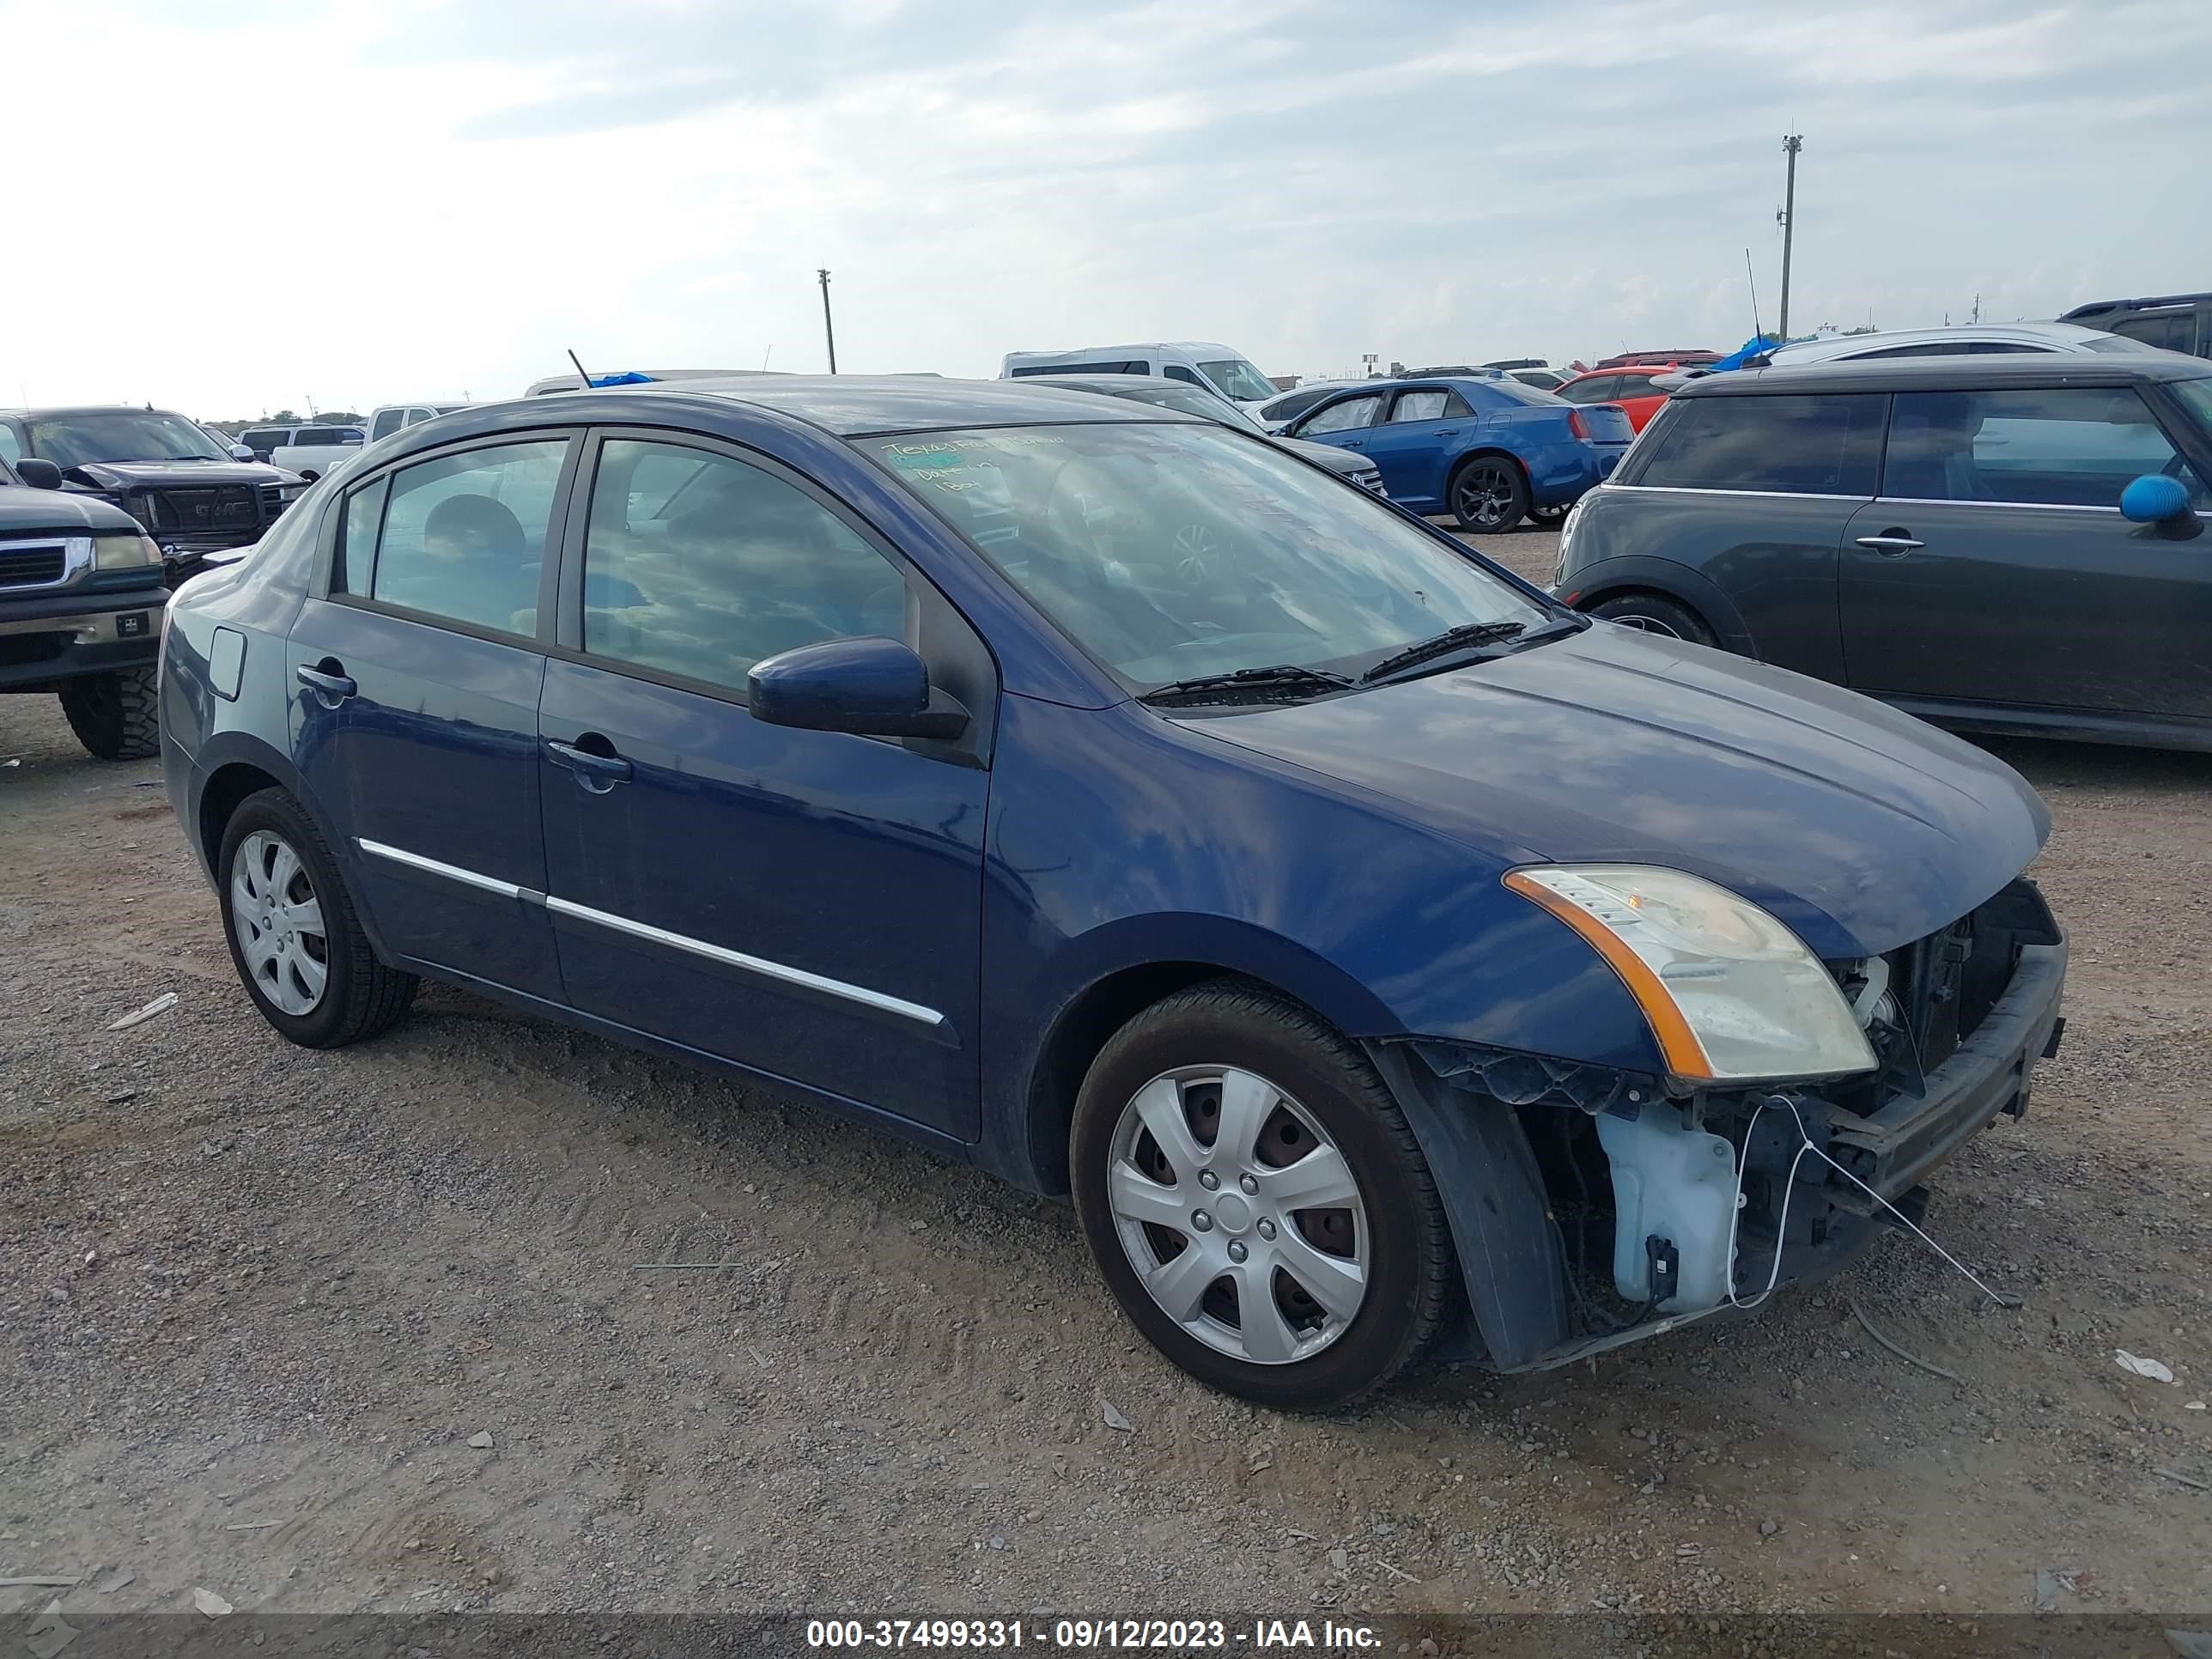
(1198, 359), (1278, 404)
(2169, 376), (2212, 436)
(868, 422), (1548, 689)
(27, 410), (231, 467)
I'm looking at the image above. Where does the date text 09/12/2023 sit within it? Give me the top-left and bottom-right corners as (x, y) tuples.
(805, 1617), (1383, 1650)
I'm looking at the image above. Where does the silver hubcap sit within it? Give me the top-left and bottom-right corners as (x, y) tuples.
(1105, 1066), (1369, 1366)
(230, 830), (329, 1017)
(1607, 612), (1682, 638)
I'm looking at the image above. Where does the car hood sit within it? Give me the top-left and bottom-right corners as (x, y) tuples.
(61, 459), (301, 490)
(0, 485), (143, 534)
(1275, 434), (1376, 477)
(1183, 624), (2048, 958)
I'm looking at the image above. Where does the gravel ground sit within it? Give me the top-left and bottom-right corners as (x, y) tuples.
(3, 526), (2209, 1629)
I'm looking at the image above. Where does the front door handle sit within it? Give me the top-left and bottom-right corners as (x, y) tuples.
(295, 661), (356, 706)
(545, 737), (633, 792)
(1855, 532), (1925, 556)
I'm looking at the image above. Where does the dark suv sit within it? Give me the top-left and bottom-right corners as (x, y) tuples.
(2060, 292), (2209, 360)
(1553, 353), (2212, 750)
(0, 406), (303, 584)
(0, 452), (171, 758)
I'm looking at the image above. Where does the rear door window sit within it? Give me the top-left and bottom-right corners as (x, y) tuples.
(2111, 313), (2197, 354)
(1885, 386), (2199, 508)
(1387, 389), (1472, 422)
(366, 439), (570, 635)
(1299, 394), (1384, 435)
(1632, 394), (1884, 495)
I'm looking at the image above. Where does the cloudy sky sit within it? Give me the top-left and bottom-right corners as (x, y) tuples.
(6, 0), (2207, 417)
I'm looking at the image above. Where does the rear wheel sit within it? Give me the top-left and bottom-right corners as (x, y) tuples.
(58, 665), (159, 761)
(1071, 981), (1452, 1410)
(217, 787), (417, 1048)
(1589, 591), (1717, 646)
(1449, 456), (1529, 533)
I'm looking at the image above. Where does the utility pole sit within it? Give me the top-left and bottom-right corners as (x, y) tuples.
(817, 268), (837, 374)
(1776, 134), (1802, 341)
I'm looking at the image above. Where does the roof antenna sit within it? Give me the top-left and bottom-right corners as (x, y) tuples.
(1745, 247), (1764, 341)
(566, 349), (592, 392)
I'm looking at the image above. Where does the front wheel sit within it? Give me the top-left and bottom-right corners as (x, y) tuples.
(58, 665), (160, 760)
(1449, 457), (1529, 533)
(1071, 981), (1453, 1410)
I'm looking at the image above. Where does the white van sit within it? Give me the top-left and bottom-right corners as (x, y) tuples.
(999, 343), (1279, 407)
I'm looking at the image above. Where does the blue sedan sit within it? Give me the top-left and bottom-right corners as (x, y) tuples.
(1287, 374), (1635, 531)
(159, 377), (2063, 1408)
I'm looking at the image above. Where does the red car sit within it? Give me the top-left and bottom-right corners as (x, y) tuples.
(1553, 364), (1679, 432)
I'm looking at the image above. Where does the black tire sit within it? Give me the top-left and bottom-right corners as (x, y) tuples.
(1449, 454), (1529, 533)
(58, 665), (161, 761)
(216, 787), (418, 1048)
(1588, 591), (1717, 646)
(1070, 979), (1453, 1410)
(1529, 502), (1569, 524)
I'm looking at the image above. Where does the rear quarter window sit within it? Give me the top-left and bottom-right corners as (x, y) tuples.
(1631, 393), (1885, 495)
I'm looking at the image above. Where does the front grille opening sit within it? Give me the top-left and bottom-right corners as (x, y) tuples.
(1828, 878), (2058, 1113)
(0, 544), (69, 587)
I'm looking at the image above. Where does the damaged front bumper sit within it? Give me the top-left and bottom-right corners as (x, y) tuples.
(1370, 878), (2067, 1374)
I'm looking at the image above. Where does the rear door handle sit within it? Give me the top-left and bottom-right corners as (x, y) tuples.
(545, 737), (633, 791)
(1432, 428), (1458, 437)
(1855, 533), (1925, 556)
(295, 662), (356, 705)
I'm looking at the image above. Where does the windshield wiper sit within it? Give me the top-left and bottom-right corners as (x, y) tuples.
(1139, 664), (1354, 708)
(1359, 616), (1586, 685)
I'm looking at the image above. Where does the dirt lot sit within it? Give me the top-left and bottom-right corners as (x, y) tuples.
(3, 526), (2209, 1632)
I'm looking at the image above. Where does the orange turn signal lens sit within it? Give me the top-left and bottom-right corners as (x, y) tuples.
(1504, 868), (1715, 1080)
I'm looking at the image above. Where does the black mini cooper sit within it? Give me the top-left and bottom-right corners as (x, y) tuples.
(1553, 353), (2212, 750)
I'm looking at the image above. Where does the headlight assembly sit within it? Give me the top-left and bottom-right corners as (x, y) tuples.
(93, 531), (162, 569)
(1505, 864), (1876, 1083)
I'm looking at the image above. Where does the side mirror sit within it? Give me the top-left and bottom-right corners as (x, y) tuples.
(14, 458), (64, 490)
(747, 636), (969, 741)
(2120, 473), (2201, 538)
(229, 443), (256, 462)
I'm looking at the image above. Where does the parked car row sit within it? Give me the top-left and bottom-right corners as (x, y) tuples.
(24, 306), (2198, 1411)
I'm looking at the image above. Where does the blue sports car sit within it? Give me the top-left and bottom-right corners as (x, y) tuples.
(158, 376), (2063, 1409)
(1285, 374), (1635, 531)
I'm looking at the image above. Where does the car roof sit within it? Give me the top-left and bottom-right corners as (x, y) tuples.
(1005, 343), (1242, 360)
(2061, 292), (2212, 318)
(1674, 354), (2212, 398)
(1768, 321), (2124, 359)
(1, 404), (192, 419)
(520, 374), (1203, 437)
